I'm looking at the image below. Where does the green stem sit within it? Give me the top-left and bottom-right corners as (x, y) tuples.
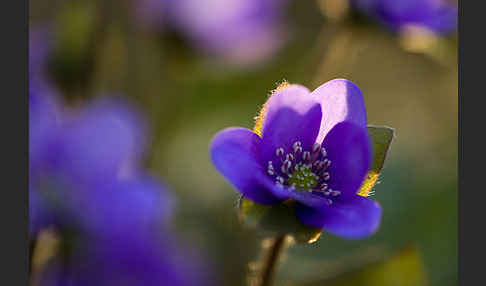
(258, 234), (288, 286)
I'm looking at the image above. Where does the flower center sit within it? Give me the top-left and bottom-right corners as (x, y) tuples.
(266, 141), (340, 205)
(287, 163), (319, 190)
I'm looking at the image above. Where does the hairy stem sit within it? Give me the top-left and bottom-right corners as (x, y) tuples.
(258, 234), (288, 286)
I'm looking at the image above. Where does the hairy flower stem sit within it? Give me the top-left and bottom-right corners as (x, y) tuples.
(258, 234), (288, 286)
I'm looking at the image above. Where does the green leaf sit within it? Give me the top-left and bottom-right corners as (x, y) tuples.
(357, 125), (395, 197)
(238, 197), (323, 244)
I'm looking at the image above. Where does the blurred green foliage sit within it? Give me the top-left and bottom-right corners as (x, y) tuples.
(295, 246), (427, 286)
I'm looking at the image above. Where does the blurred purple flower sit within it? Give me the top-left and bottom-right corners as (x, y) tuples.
(39, 233), (210, 286)
(351, 0), (457, 34)
(210, 79), (382, 239)
(35, 176), (209, 286)
(29, 29), (212, 283)
(139, 0), (288, 65)
(29, 89), (151, 233)
(28, 26), (155, 236)
(29, 89), (212, 285)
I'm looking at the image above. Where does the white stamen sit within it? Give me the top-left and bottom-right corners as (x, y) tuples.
(321, 159), (331, 169)
(302, 151), (311, 161)
(331, 190), (341, 196)
(286, 153), (294, 161)
(281, 160), (292, 173)
(293, 141), (302, 149)
(267, 161), (275, 175)
(293, 146), (302, 155)
(293, 141), (302, 153)
(323, 172), (330, 181)
(321, 147), (327, 157)
(312, 143), (321, 154)
(276, 147), (285, 157)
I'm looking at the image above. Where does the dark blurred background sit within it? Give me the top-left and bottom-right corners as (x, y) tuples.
(30, 0), (457, 285)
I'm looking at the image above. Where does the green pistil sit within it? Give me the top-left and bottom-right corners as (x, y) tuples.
(287, 163), (318, 191)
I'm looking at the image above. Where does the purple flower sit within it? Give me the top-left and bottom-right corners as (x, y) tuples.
(36, 177), (209, 286)
(29, 25), (211, 286)
(165, 0), (287, 65)
(39, 234), (210, 286)
(351, 0), (457, 34)
(28, 27), (161, 238)
(29, 90), (212, 285)
(29, 90), (60, 234)
(39, 235), (207, 286)
(29, 90), (150, 233)
(210, 79), (382, 239)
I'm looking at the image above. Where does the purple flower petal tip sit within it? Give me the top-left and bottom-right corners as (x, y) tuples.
(296, 195), (382, 239)
(311, 79), (367, 143)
